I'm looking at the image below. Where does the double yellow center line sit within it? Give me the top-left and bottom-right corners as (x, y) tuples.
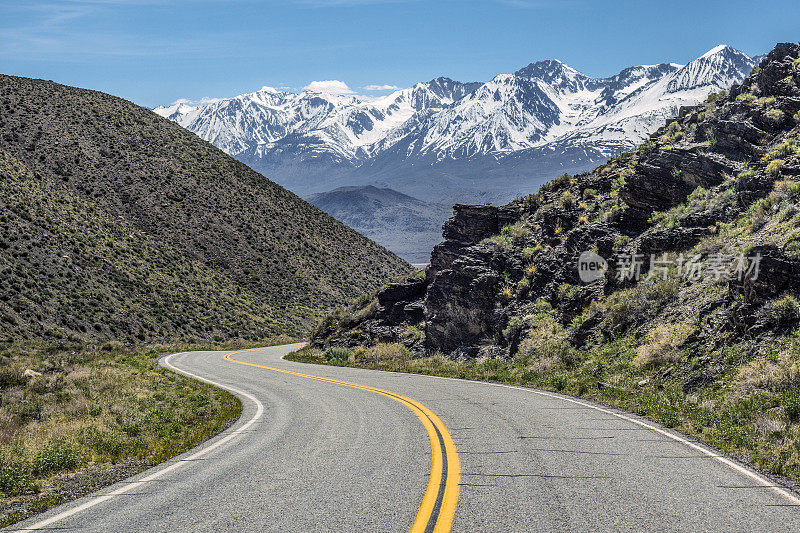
(224, 349), (460, 532)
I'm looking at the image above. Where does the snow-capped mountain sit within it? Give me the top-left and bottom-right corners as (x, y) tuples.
(391, 45), (756, 162)
(155, 45), (758, 204)
(157, 78), (482, 165)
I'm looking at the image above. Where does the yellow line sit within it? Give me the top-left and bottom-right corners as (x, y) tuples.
(223, 349), (459, 533)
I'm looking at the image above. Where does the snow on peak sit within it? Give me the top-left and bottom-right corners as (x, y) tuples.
(157, 46), (758, 167)
(153, 100), (196, 119)
(701, 44), (732, 58)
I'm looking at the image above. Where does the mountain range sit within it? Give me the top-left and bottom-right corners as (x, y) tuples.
(156, 45), (760, 206)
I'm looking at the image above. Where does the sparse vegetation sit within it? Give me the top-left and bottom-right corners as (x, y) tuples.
(766, 108), (785, 122)
(559, 190), (576, 209)
(661, 121), (684, 144)
(0, 341), (250, 525)
(324, 347), (352, 361)
(633, 323), (694, 367)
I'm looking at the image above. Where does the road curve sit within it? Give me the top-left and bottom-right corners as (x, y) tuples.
(8, 344), (800, 532)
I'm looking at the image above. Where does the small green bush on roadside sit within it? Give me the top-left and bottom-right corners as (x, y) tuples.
(324, 347), (352, 361)
(31, 440), (81, 476)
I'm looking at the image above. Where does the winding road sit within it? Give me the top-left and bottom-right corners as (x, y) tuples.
(8, 343), (800, 532)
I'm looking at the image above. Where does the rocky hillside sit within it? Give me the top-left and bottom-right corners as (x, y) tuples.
(310, 44), (800, 478)
(317, 42), (800, 359)
(0, 75), (411, 344)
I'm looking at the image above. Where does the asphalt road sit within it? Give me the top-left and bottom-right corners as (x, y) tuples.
(9, 344), (800, 532)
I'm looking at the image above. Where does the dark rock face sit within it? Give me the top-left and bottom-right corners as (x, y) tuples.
(422, 204), (524, 354)
(731, 245), (800, 303)
(425, 255), (501, 355)
(622, 148), (731, 212)
(429, 204), (521, 278)
(633, 227), (711, 257)
(377, 277), (428, 325)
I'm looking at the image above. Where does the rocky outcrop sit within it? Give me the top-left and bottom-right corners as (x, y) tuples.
(623, 149), (732, 212)
(425, 252), (501, 356)
(377, 277), (428, 324)
(731, 245), (800, 303)
(429, 204), (521, 277)
(315, 43), (800, 361)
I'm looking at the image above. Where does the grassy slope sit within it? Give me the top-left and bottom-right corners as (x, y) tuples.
(0, 150), (300, 343)
(303, 45), (800, 485)
(0, 341), (252, 526)
(0, 74), (412, 343)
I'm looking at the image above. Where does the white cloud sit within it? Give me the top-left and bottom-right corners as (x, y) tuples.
(363, 84), (400, 91)
(303, 80), (354, 94)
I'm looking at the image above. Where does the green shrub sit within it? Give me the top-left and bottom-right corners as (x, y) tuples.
(736, 93), (757, 105)
(766, 109), (785, 122)
(551, 373), (568, 391)
(0, 463), (36, 496)
(766, 159), (785, 176)
(521, 244), (542, 259)
(634, 323), (694, 367)
(542, 173), (571, 192)
(31, 440), (81, 476)
(705, 90), (728, 104)
(324, 347), (352, 361)
(559, 190), (576, 209)
(504, 222), (530, 240)
(405, 325), (424, 340)
(762, 139), (796, 163)
(368, 343), (410, 363)
(613, 235), (631, 248)
(773, 295), (800, 325)
(661, 121), (683, 144)
(784, 388), (800, 422)
(638, 140), (656, 153)
(1, 511), (26, 528)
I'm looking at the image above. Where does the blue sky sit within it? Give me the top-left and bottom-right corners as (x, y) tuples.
(0, 0), (797, 108)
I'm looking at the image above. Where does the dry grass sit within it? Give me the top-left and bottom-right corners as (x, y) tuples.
(633, 323), (695, 367)
(734, 351), (800, 398)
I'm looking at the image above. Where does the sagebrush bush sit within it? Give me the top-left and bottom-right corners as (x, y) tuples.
(370, 343), (410, 362)
(772, 295), (800, 325)
(324, 347), (352, 361)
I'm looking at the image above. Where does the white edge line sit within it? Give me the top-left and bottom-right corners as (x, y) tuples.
(418, 372), (800, 506)
(9, 352), (264, 532)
